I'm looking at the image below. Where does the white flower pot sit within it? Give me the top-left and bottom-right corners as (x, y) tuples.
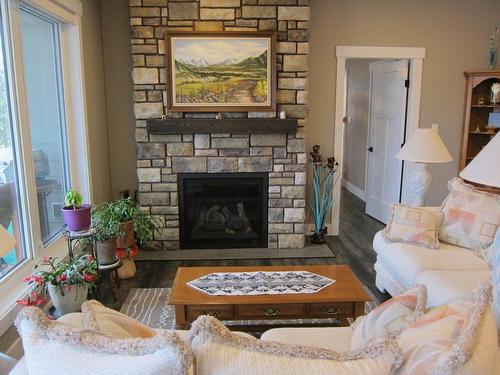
(47, 283), (88, 315)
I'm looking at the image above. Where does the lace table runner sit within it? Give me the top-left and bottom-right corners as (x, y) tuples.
(187, 271), (335, 296)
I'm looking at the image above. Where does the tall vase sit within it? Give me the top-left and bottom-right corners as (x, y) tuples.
(117, 256), (136, 279)
(47, 283), (88, 315)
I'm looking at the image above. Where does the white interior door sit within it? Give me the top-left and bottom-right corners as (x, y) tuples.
(365, 59), (409, 223)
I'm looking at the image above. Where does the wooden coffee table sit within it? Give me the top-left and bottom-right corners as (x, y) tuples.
(169, 265), (371, 330)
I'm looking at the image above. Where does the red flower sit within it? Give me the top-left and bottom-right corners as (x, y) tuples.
(116, 248), (127, 259)
(16, 299), (29, 305)
(128, 245), (139, 258)
(86, 255), (94, 262)
(22, 276), (33, 283)
(83, 274), (93, 282)
(56, 273), (67, 282)
(33, 276), (43, 285)
(42, 256), (50, 263)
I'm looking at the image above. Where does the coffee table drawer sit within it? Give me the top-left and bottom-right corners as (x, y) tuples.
(235, 304), (305, 319)
(307, 302), (354, 318)
(186, 305), (234, 321)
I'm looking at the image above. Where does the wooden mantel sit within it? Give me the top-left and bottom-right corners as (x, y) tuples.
(146, 118), (298, 134)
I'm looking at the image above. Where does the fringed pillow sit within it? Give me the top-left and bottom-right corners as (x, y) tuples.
(398, 281), (497, 375)
(81, 300), (156, 339)
(188, 315), (403, 375)
(350, 285), (427, 350)
(15, 307), (192, 375)
(440, 177), (500, 251)
(383, 204), (443, 249)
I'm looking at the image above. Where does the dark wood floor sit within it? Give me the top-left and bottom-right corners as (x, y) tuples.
(100, 188), (388, 309)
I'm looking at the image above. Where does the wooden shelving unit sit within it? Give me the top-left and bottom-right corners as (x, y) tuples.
(460, 70), (500, 193)
(460, 70), (500, 170)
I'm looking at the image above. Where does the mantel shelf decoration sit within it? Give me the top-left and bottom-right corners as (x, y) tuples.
(166, 31), (276, 113)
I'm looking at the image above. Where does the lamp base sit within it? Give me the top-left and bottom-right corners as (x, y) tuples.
(408, 162), (432, 207)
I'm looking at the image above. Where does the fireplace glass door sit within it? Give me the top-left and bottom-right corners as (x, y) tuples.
(179, 173), (268, 249)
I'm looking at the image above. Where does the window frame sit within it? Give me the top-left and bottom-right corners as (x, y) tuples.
(0, 0), (90, 336)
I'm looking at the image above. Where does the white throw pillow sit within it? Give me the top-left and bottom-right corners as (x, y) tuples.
(15, 306), (192, 375)
(188, 315), (403, 375)
(350, 285), (427, 350)
(383, 205), (443, 249)
(81, 300), (157, 339)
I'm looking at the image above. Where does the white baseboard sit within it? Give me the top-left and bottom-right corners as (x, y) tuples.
(342, 179), (366, 201)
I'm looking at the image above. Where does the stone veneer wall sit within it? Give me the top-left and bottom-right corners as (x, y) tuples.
(130, 0), (309, 250)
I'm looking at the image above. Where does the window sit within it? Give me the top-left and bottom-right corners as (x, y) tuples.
(0, 0), (89, 333)
(0, 9), (26, 279)
(20, 6), (69, 244)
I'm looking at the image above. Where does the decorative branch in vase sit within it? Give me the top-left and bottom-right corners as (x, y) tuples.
(308, 145), (340, 244)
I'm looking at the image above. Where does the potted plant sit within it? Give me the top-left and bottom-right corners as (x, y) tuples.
(308, 145), (340, 244)
(111, 197), (158, 249)
(91, 202), (120, 265)
(61, 189), (91, 231)
(19, 254), (98, 315)
(110, 197), (158, 279)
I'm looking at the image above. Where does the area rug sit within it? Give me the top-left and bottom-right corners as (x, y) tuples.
(120, 287), (380, 330)
(188, 271), (335, 296)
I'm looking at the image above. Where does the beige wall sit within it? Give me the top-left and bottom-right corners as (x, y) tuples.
(344, 59), (375, 194)
(309, 0), (500, 205)
(81, 0), (112, 203)
(100, 0), (137, 198)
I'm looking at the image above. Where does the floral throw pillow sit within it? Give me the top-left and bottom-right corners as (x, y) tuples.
(350, 285), (427, 350)
(440, 177), (500, 251)
(382, 204), (443, 249)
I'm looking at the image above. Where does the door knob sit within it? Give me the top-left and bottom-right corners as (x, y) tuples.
(367, 146), (374, 152)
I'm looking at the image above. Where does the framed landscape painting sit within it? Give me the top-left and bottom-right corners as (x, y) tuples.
(166, 32), (276, 112)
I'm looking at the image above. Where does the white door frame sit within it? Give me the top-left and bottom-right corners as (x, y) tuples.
(331, 46), (425, 235)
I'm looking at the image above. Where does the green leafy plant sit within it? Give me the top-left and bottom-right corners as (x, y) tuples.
(91, 201), (120, 241)
(91, 198), (158, 242)
(65, 189), (83, 209)
(18, 253), (98, 303)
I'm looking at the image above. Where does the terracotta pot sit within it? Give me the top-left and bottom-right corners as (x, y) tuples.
(47, 283), (88, 315)
(117, 256), (136, 279)
(61, 204), (91, 231)
(116, 221), (135, 249)
(96, 239), (117, 265)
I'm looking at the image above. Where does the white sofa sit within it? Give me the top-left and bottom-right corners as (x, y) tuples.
(373, 222), (493, 307)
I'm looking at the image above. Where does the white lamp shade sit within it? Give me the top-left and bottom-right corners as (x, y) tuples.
(0, 224), (16, 257)
(396, 128), (453, 163)
(460, 132), (500, 188)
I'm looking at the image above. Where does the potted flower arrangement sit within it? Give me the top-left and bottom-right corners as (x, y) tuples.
(61, 189), (91, 231)
(18, 253), (98, 315)
(308, 145), (340, 244)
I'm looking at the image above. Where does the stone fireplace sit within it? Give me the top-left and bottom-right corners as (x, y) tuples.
(130, 0), (309, 250)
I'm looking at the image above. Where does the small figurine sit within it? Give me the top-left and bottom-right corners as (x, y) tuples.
(491, 82), (500, 104)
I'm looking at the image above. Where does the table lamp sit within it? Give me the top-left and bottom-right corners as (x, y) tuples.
(396, 128), (453, 207)
(0, 224), (16, 258)
(459, 132), (500, 327)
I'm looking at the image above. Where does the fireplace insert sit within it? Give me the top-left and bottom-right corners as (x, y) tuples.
(179, 173), (268, 249)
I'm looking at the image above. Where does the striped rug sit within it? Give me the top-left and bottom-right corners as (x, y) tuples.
(120, 287), (380, 330)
